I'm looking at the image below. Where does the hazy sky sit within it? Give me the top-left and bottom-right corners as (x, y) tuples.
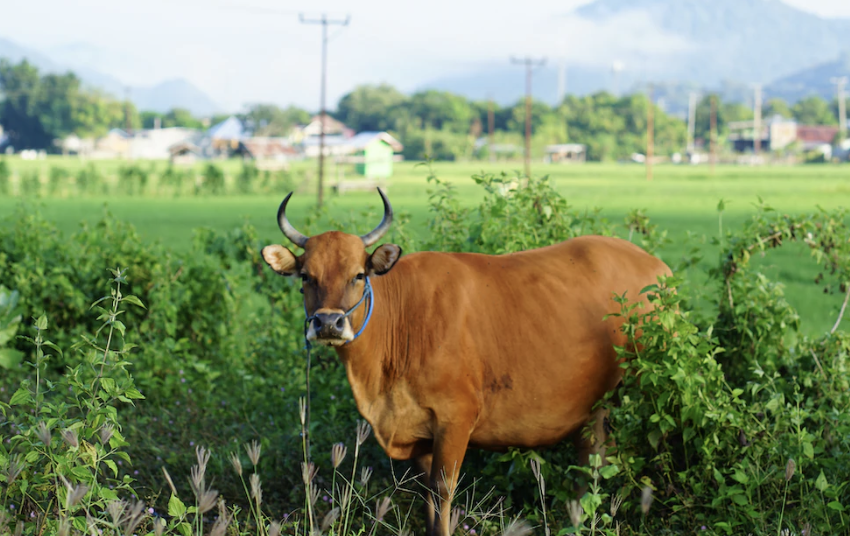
(1, 0), (849, 112)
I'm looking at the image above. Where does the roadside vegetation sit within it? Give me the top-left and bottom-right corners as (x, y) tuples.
(2, 166), (849, 535)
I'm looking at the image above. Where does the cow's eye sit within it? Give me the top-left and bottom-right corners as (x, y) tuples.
(353, 273), (365, 282)
(300, 274), (313, 284)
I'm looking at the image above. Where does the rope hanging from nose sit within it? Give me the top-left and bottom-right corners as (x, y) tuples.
(300, 276), (374, 459)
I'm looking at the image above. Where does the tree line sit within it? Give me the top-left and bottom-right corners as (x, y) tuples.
(1, 58), (846, 161)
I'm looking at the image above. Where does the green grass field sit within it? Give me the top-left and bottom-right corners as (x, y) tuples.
(1, 156), (849, 335)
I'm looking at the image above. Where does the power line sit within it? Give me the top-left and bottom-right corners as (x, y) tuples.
(300, 13), (350, 209)
(510, 56), (546, 180)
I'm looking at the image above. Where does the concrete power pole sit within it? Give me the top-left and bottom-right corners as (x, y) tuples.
(487, 94), (495, 163)
(300, 13), (350, 209)
(687, 92), (698, 154)
(753, 83), (762, 157)
(556, 58), (566, 105)
(832, 77), (848, 141)
(511, 56), (546, 179)
(710, 94), (718, 175)
(646, 84), (654, 182)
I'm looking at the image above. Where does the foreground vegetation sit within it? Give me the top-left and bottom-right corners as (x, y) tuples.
(1, 166), (849, 535)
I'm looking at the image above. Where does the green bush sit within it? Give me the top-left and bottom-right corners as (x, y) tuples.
(199, 164), (225, 195)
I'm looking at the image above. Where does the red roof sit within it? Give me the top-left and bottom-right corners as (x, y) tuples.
(797, 125), (839, 145)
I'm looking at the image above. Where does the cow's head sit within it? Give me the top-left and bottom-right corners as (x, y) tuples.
(262, 188), (401, 346)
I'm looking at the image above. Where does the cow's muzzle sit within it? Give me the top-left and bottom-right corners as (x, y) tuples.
(312, 313), (350, 342)
(305, 310), (354, 346)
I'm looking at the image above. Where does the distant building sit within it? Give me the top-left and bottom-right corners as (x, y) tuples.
(796, 125), (840, 151)
(544, 144), (587, 163)
(128, 127), (197, 160)
(348, 132), (404, 178)
(727, 115), (797, 152)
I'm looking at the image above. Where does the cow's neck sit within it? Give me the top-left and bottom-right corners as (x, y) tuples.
(334, 273), (405, 410)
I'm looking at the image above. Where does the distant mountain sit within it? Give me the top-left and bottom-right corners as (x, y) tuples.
(766, 52), (850, 103)
(132, 79), (219, 117)
(421, 0), (850, 109)
(0, 37), (220, 116)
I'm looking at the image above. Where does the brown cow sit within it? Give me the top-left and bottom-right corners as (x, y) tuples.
(262, 188), (672, 536)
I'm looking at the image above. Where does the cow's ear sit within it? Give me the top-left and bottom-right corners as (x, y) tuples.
(368, 244), (402, 276)
(262, 244), (299, 276)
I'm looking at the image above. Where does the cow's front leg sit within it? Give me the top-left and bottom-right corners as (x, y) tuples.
(429, 424), (472, 536)
(413, 453), (435, 535)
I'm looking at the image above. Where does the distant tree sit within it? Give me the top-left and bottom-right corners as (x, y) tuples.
(0, 59), (135, 149)
(408, 90), (474, 133)
(162, 108), (203, 129)
(241, 104), (309, 136)
(763, 98), (792, 119)
(140, 111), (164, 129)
(792, 96), (837, 126)
(693, 95), (753, 142)
(0, 59), (49, 148)
(336, 84), (408, 132)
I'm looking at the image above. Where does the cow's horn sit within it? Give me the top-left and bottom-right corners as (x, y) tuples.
(360, 188), (393, 248)
(277, 192), (309, 248)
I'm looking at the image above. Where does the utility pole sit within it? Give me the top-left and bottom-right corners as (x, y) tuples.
(487, 94), (495, 163)
(511, 56), (546, 179)
(832, 76), (848, 141)
(710, 94), (718, 175)
(300, 13), (350, 209)
(556, 58), (566, 105)
(687, 92), (698, 154)
(646, 84), (654, 182)
(753, 83), (762, 157)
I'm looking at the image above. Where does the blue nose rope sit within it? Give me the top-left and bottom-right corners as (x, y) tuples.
(302, 276), (374, 350)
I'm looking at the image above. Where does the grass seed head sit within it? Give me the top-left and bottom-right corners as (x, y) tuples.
(66, 483), (89, 508)
(99, 424), (114, 446)
(610, 493), (624, 518)
(331, 442), (347, 469)
(162, 467), (178, 496)
(269, 521), (282, 536)
(245, 440), (262, 467)
(567, 500), (582, 528)
(6, 454), (24, 485)
(360, 466), (373, 487)
(357, 420), (372, 446)
(640, 486), (654, 515)
(36, 422), (51, 446)
(785, 458), (796, 481)
(321, 508), (341, 532)
(198, 489), (219, 515)
(195, 445), (210, 473)
(250, 473), (263, 506)
(57, 517), (70, 536)
(449, 506), (462, 535)
(122, 500), (146, 536)
(190, 464), (206, 497)
(301, 461), (318, 485)
(61, 428), (79, 449)
(375, 497), (392, 522)
(153, 517), (166, 536)
(501, 519), (533, 536)
(229, 452), (243, 476)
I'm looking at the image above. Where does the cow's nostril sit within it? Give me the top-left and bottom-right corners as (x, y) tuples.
(335, 317), (345, 330)
(312, 317), (323, 330)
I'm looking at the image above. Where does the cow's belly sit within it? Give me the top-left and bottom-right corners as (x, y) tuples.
(350, 380), (433, 460)
(468, 341), (619, 449)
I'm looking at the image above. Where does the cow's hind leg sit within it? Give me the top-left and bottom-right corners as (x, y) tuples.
(413, 453), (435, 536)
(573, 405), (614, 497)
